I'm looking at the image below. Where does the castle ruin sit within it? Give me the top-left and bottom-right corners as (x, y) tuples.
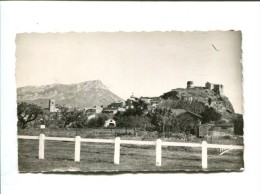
(185, 81), (224, 95)
(186, 81), (194, 89)
(205, 81), (224, 95)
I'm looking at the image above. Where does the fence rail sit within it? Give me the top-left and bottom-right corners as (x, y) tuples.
(18, 135), (39, 140)
(18, 134), (244, 169)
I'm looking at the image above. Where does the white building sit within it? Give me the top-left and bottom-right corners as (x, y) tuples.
(104, 119), (116, 128)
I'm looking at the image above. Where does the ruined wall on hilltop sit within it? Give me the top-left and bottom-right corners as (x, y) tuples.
(161, 81), (235, 120)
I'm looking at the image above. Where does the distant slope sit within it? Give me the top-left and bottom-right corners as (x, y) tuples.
(17, 80), (124, 108)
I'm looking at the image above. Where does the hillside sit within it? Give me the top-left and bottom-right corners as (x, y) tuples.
(17, 80), (124, 108)
(161, 86), (235, 120)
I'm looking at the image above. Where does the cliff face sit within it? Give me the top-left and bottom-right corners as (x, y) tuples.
(161, 87), (235, 119)
(17, 80), (124, 108)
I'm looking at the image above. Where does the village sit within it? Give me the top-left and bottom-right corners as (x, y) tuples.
(18, 81), (243, 141)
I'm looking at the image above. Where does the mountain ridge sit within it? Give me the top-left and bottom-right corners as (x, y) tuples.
(17, 80), (124, 108)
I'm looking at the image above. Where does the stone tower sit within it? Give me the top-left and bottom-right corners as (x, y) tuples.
(205, 82), (213, 89)
(213, 84), (224, 95)
(49, 99), (56, 112)
(187, 81), (194, 89)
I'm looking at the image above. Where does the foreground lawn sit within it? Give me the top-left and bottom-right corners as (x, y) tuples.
(18, 139), (244, 173)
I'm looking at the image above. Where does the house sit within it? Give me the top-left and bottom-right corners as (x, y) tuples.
(171, 109), (202, 120)
(141, 97), (161, 112)
(83, 106), (103, 121)
(129, 94), (139, 102)
(186, 110), (203, 120)
(140, 97), (151, 104)
(117, 107), (126, 112)
(107, 101), (125, 109)
(107, 101), (126, 113)
(84, 106), (103, 114)
(125, 104), (134, 110)
(104, 119), (116, 128)
(171, 109), (202, 135)
(208, 123), (234, 137)
(197, 123), (214, 137)
(150, 97), (161, 104)
(87, 114), (96, 120)
(197, 123), (234, 137)
(102, 107), (118, 115)
(93, 106), (103, 114)
(125, 95), (138, 109)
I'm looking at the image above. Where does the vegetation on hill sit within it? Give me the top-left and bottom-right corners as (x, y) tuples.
(161, 87), (235, 118)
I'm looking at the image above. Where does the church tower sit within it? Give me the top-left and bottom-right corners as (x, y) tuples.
(49, 99), (56, 112)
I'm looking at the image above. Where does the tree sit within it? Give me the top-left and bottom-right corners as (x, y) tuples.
(86, 114), (109, 128)
(137, 115), (152, 131)
(172, 99), (205, 115)
(17, 102), (42, 129)
(151, 107), (173, 137)
(166, 115), (179, 133)
(161, 90), (179, 100)
(177, 113), (196, 133)
(57, 106), (83, 129)
(185, 100), (206, 115)
(113, 100), (150, 135)
(96, 114), (109, 127)
(122, 99), (148, 117)
(233, 114), (244, 135)
(71, 113), (88, 128)
(114, 113), (151, 135)
(86, 118), (97, 128)
(201, 107), (221, 123)
(114, 114), (132, 134)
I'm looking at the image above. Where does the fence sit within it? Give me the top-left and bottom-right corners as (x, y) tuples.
(18, 134), (244, 169)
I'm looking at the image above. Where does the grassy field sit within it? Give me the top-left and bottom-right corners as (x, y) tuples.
(18, 133), (244, 173)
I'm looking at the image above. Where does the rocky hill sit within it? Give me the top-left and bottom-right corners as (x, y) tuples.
(161, 85), (235, 120)
(17, 80), (124, 109)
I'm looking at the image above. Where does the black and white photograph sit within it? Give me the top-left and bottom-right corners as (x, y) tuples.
(1, 2), (260, 194)
(16, 31), (244, 172)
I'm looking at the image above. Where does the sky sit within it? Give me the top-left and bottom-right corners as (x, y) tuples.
(16, 31), (243, 113)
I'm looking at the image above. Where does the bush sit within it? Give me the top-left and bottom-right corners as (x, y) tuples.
(233, 114), (244, 135)
(201, 107), (221, 123)
(221, 135), (233, 140)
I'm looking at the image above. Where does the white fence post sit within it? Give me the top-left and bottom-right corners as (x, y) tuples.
(39, 134), (45, 159)
(74, 136), (81, 162)
(202, 141), (208, 169)
(114, 137), (120, 165)
(156, 139), (162, 166)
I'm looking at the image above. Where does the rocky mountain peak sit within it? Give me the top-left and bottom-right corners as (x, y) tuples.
(17, 80), (123, 109)
(76, 80), (108, 91)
